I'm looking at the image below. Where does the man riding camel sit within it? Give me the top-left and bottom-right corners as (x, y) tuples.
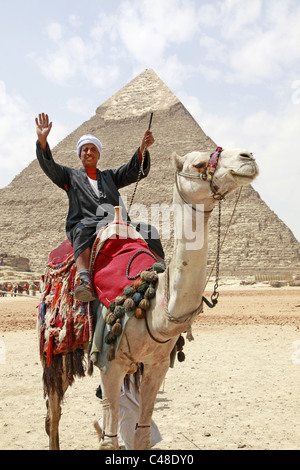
(35, 113), (164, 302)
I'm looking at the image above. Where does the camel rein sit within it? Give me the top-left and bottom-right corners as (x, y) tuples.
(127, 145), (147, 214)
(146, 181), (242, 344)
(144, 149), (243, 344)
(167, 147), (243, 325)
(127, 112), (153, 214)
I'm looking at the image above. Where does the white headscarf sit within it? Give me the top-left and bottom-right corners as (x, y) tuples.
(77, 135), (103, 157)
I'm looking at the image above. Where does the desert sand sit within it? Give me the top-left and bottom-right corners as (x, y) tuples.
(0, 284), (299, 451)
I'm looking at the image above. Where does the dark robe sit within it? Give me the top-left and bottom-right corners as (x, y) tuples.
(36, 141), (164, 259)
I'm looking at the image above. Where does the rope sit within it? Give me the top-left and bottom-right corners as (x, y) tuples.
(101, 432), (118, 440)
(128, 146), (147, 214)
(164, 267), (203, 324)
(128, 112), (153, 213)
(144, 311), (171, 343)
(205, 186), (243, 290)
(126, 250), (158, 280)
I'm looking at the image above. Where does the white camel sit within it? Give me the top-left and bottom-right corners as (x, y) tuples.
(44, 147), (259, 450)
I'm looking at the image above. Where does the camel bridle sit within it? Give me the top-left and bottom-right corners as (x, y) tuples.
(176, 146), (229, 206)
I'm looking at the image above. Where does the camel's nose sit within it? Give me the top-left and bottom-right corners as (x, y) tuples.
(239, 151), (255, 161)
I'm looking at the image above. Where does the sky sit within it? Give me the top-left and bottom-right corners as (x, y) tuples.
(0, 0), (300, 242)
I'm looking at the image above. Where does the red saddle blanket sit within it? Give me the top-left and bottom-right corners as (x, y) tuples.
(47, 239), (74, 266)
(92, 236), (157, 308)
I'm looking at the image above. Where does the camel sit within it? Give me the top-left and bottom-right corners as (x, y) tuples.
(42, 147), (259, 450)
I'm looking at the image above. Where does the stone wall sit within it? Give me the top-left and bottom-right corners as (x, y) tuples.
(0, 255), (30, 272)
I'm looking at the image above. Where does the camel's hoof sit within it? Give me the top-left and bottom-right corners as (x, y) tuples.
(99, 439), (119, 450)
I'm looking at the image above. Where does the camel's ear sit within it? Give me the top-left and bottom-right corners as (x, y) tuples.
(172, 152), (184, 171)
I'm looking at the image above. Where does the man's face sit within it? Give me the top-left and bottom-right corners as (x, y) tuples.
(80, 143), (100, 168)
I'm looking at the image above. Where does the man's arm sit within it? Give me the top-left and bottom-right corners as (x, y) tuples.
(35, 113), (70, 191)
(108, 129), (155, 188)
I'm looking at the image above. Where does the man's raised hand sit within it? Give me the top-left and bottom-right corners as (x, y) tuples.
(35, 113), (52, 150)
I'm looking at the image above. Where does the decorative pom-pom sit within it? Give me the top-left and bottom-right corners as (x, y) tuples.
(114, 305), (125, 318)
(139, 298), (150, 310)
(107, 343), (115, 361)
(124, 298), (135, 311)
(135, 307), (145, 319)
(105, 331), (116, 344)
(109, 302), (115, 312)
(176, 335), (185, 351)
(106, 312), (116, 325)
(144, 285), (156, 299)
(177, 351), (185, 362)
(133, 279), (143, 290)
(115, 296), (125, 305)
(112, 319), (122, 336)
(137, 281), (149, 293)
(152, 262), (166, 273)
(132, 292), (143, 304)
(123, 286), (134, 297)
(141, 270), (158, 284)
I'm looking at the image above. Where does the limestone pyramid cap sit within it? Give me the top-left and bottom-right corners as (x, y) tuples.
(96, 69), (180, 121)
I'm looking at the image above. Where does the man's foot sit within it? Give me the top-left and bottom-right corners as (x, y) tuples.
(74, 281), (96, 302)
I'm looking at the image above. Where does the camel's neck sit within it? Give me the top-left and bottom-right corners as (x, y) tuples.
(167, 192), (213, 319)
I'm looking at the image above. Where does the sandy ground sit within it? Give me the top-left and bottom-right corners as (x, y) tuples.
(0, 285), (299, 451)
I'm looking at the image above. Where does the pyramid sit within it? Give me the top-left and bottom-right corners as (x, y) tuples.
(0, 69), (299, 278)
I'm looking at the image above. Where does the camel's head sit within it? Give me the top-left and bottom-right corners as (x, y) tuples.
(173, 148), (259, 206)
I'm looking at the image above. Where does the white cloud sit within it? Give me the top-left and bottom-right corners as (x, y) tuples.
(90, 12), (119, 44)
(0, 93), (33, 175)
(32, 1), (200, 91)
(68, 14), (82, 28)
(66, 97), (92, 116)
(116, 0), (198, 66)
(84, 64), (119, 89)
(32, 21), (120, 88)
(176, 90), (204, 120)
(156, 56), (195, 90)
(0, 85), (68, 188)
(28, 0), (300, 93)
(218, 0), (262, 38)
(0, 80), (6, 105)
(197, 0), (300, 86)
(47, 22), (63, 43)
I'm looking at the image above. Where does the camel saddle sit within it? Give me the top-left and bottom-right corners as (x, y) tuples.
(38, 220), (159, 366)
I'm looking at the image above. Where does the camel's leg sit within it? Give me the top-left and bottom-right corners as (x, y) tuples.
(99, 363), (127, 450)
(134, 358), (170, 450)
(43, 357), (69, 450)
(45, 388), (66, 450)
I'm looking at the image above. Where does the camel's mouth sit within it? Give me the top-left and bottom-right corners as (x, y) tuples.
(229, 161), (259, 185)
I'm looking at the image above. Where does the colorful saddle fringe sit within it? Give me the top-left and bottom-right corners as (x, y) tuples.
(38, 240), (92, 367)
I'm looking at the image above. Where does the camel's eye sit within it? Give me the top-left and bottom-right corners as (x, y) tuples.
(193, 162), (207, 171)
